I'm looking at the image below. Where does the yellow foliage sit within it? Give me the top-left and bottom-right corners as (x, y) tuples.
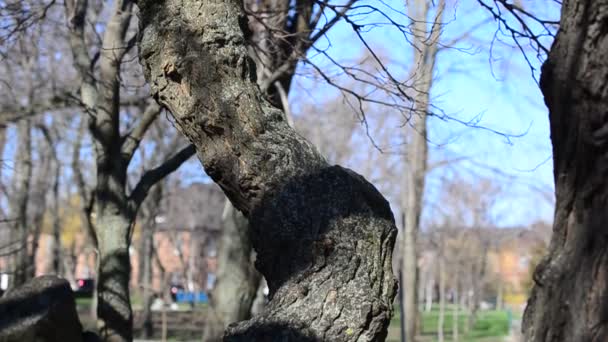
(504, 293), (527, 305)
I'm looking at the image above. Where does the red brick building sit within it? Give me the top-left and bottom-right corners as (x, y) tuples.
(21, 182), (225, 295)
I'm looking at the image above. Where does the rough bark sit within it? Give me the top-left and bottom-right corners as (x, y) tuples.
(136, 1), (398, 341)
(522, 1), (608, 341)
(205, 1), (335, 335)
(401, 1), (444, 340)
(203, 201), (261, 342)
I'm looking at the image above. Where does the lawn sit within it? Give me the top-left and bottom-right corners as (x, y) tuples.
(76, 298), (511, 341)
(387, 306), (512, 342)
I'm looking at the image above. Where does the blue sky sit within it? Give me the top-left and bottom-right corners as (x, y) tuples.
(0, 0), (560, 229)
(287, 0), (560, 228)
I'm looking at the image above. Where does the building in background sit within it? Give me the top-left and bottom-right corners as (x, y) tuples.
(23, 182), (225, 296)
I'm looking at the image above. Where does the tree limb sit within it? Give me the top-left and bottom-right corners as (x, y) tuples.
(121, 101), (161, 161)
(128, 144), (196, 212)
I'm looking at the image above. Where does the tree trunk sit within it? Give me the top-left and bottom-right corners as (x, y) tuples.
(29, 146), (52, 279)
(496, 279), (503, 311)
(401, 1), (444, 340)
(51, 157), (62, 274)
(0, 123), (7, 179)
(96, 210), (133, 342)
(452, 283), (459, 342)
(522, 1), (608, 341)
(140, 225), (154, 339)
(203, 1), (315, 331)
(467, 263), (478, 332)
(462, 288), (470, 335)
(140, 182), (163, 339)
(438, 253), (445, 342)
(424, 264), (435, 312)
(11, 120), (33, 288)
(203, 201), (260, 342)
(136, 1), (398, 341)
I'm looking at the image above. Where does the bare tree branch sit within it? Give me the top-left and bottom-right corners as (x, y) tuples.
(128, 144), (196, 211)
(121, 101), (161, 161)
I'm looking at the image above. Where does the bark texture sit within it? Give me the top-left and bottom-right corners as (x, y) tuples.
(137, 1), (398, 341)
(522, 1), (608, 341)
(204, 1), (320, 336)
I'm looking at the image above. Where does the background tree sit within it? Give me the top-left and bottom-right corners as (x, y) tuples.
(401, 0), (445, 339)
(61, 0), (197, 339)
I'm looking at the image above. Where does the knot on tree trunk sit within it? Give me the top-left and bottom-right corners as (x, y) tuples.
(226, 165), (398, 342)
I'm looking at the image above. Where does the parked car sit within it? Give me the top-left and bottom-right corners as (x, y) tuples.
(74, 278), (94, 298)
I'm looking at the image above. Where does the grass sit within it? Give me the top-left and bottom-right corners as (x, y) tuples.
(387, 305), (513, 342)
(76, 297), (511, 341)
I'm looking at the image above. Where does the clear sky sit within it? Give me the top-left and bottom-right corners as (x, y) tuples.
(288, 0), (560, 228)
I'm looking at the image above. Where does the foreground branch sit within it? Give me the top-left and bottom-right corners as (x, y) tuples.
(136, 1), (397, 340)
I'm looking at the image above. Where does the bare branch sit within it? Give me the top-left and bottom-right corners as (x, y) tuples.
(128, 144), (196, 212)
(121, 101), (161, 161)
(64, 0), (97, 110)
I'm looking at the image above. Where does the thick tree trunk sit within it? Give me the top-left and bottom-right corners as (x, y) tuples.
(522, 1), (608, 341)
(401, 1), (444, 340)
(11, 120), (33, 288)
(203, 201), (260, 342)
(136, 1), (398, 341)
(204, 1), (314, 330)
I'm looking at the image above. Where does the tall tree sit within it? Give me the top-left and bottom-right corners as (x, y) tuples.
(401, 0), (445, 340)
(136, 1), (398, 341)
(63, 1), (195, 340)
(522, 1), (608, 340)
(10, 120), (33, 287)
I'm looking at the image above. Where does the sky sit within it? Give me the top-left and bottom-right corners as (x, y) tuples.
(0, 0), (561, 230)
(287, 0), (560, 228)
